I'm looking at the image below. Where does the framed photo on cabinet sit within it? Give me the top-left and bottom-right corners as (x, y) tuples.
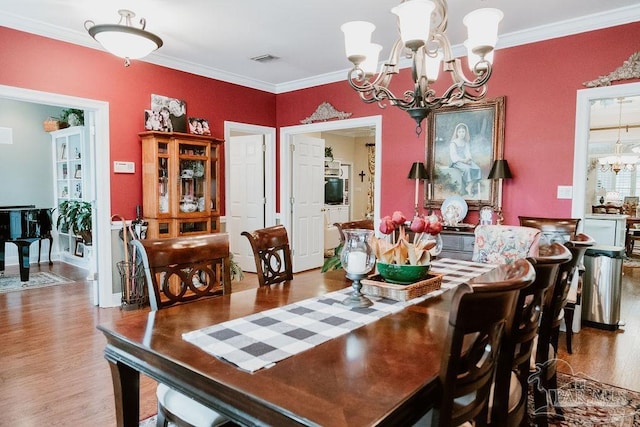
(188, 117), (211, 135)
(426, 96), (505, 211)
(74, 239), (85, 257)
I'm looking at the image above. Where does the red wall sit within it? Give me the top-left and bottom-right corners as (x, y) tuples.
(1, 22), (639, 224)
(0, 26), (276, 219)
(277, 22), (640, 224)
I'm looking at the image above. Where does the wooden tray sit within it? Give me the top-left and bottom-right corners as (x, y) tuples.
(361, 273), (443, 301)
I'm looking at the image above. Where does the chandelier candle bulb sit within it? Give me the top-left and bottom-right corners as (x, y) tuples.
(361, 43), (383, 76)
(425, 49), (443, 82)
(463, 8), (503, 55)
(391, 0), (435, 50)
(341, 21), (376, 65)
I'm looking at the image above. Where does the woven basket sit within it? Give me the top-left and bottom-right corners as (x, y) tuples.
(361, 273), (443, 301)
(43, 119), (69, 132)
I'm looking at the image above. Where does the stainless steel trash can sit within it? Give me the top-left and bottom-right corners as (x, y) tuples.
(581, 245), (625, 330)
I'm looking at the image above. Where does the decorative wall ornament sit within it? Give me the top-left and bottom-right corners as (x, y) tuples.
(583, 51), (640, 87)
(300, 102), (352, 124)
(366, 143), (375, 216)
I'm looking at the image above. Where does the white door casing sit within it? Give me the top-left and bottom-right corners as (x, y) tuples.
(224, 121), (276, 271)
(572, 82), (640, 220)
(0, 84), (113, 307)
(290, 134), (325, 272)
(228, 134), (265, 272)
(280, 116), (383, 271)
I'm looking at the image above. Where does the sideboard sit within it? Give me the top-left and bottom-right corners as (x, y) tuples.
(439, 229), (475, 261)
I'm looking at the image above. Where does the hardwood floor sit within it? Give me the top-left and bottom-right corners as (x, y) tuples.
(0, 260), (638, 425)
(557, 262), (640, 391)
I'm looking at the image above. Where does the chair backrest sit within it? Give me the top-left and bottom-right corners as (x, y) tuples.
(472, 225), (541, 265)
(518, 216), (580, 244)
(434, 259), (535, 426)
(241, 225), (293, 287)
(334, 219), (374, 242)
(539, 233), (596, 347)
(132, 233), (232, 311)
(490, 243), (572, 425)
(592, 204), (623, 214)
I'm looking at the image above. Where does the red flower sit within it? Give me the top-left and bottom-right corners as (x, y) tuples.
(410, 216), (426, 233)
(379, 216), (395, 235)
(391, 211), (406, 226)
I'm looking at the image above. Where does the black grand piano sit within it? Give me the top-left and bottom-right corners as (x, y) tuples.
(0, 206), (53, 282)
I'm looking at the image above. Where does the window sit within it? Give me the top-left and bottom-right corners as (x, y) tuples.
(596, 168), (640, 198)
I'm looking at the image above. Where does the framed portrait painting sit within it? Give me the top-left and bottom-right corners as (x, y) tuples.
(426, 96), (505, 210)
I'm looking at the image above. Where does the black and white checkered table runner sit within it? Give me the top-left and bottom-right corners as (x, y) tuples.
(183, 258), (495, 372)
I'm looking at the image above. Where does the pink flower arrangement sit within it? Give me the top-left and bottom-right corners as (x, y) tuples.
(373, 211), (444, 266)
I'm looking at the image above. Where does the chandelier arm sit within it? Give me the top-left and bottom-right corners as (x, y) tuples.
(342, 0), (501, 131)
(347, 66), (418, 111)
(434, 0), (448, 31)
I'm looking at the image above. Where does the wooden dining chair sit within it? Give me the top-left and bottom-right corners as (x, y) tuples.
(333, 219), (374, 242)
(417, 258), (535, 427)
(518, 216), (580, 244)
(472, 225), (541, 265)
(531, 234), (596, 427)
(241, 224), (293, 286)
(490, 243), (571, 427)
(517, 216), (588, 353)
(132, 233), (232, 427)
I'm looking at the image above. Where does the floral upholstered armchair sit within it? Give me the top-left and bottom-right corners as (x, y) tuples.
(472, 225), (541, 265)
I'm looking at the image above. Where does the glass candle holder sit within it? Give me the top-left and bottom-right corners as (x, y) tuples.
(340, 228), (376, 307)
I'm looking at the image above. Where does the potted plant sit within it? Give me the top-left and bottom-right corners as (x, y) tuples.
(229, 253), (244, 282)
(324, 146), (334, 161)
(55, 200), (93, 245)
(59, 108), (84, 127)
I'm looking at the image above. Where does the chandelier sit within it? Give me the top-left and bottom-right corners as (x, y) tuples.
(341, 0), (503, 135)
(85, 10), (163, 67)
(598, 97), (637, 174)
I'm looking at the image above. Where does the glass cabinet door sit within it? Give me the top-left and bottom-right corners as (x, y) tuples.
(178, 142), (208, 214)
(157, 142), (170, 214)
(210, 145), (218, 214)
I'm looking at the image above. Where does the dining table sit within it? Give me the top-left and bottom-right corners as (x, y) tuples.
(98, 258), (496, 427)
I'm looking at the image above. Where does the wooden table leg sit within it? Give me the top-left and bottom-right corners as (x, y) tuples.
(107, 358), (140, 427)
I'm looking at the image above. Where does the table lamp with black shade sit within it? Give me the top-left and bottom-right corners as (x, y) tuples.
(487, 159), (513, 225)
(408, 162), (428, 217)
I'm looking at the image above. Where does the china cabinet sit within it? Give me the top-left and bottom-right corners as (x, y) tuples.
(140, 131), (223, 238)
(50, 126), (91, 265)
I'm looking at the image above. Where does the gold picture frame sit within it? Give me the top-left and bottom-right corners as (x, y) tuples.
(426, 96), (506, 210)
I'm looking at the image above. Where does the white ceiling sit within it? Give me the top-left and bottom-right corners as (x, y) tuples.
(1, 0), (639, 95)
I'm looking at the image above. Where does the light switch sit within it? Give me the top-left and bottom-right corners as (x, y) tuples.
(114, 161), (135, 173)
(557, 185), (573, 199)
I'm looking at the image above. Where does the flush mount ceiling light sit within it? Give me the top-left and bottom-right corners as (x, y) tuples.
(341, 0), (502, 135)
(85, 9), (163, 67)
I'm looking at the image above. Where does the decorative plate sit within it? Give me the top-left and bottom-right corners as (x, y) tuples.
(441, 195), (468, 223)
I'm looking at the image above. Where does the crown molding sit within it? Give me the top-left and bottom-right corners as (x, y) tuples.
(2, 5), (640, 95)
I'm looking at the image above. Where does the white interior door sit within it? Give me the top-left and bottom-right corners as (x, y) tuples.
(228, 134), (265, 272)
(291, 134), (325, 272)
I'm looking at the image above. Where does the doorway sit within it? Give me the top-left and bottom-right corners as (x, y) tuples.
(0, 84), (114, 307)
(572, 82), (640, 219)
(280, 116), (382, 272)
(224, 121), (276, 272)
